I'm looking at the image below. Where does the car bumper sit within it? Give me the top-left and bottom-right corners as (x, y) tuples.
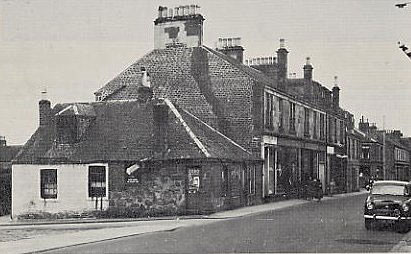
(364, 214), (411, 221)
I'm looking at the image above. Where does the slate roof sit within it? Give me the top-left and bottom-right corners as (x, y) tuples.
(14, 99), (257, 164)
(96, 45), (275, 100)
(0, 145), (22, 162)
(95, 45), (277, 133)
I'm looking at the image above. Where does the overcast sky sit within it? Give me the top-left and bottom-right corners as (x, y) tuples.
(1, 0), (411, 145)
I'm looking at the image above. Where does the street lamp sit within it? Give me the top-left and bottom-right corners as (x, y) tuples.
(395, 2), (411, 8)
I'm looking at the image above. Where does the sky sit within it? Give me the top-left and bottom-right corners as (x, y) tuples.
(1, 0), (411, 145)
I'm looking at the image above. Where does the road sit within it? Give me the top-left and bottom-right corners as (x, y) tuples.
(44, 193), (409, 253)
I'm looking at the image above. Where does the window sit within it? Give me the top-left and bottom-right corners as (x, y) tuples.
(41, 169), (57, 199)
(89, 166), (106, 197)
(279, 98), (284, 131)
(221, 167), (229, 197)
(249, 165), (256, 195)
(265, 93), (274, 129)
(362, 146), (370, 160)
(289, 102), (296, 133)
(319, 113), (325, 140)
(57, 116), (78, 144)
(340, 120), (345, 144)
(334, 118), (337, 143)
(313, 111), (318, 139)
(304, 108), (310, 136)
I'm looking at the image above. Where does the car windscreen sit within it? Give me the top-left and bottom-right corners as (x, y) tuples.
(371, 184), (406, 196)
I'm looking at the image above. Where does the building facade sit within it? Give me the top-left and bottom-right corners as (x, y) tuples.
(12, 92), (262, 219)
(0, 137), (21, 216)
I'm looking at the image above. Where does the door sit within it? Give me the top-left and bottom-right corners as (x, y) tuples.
(186, 167), (201, 214)
(319, 163), (326, 193)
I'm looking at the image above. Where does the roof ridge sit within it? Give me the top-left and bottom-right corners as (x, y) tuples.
(163, 98), (211, 158)
(95, 49), (157, 95)
(181, 107), (252, 155)
(201, 45), (274, 85)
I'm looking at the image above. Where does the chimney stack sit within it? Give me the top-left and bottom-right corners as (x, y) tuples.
(154, 5), (204, 49)
(216, 37), (244, 63)
(39, 89), (51, 128)
(277, 39), (289, 81)
(332, 76), (340, 109)
(303, 57), (313, 80)
(138, 67), (153, 103)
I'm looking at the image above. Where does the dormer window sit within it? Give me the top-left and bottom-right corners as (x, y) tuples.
(56, 115), (78, 144)
(55, 104), (96, 144)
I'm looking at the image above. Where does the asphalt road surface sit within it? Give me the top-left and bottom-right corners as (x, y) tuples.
(44, 193), (409, 253)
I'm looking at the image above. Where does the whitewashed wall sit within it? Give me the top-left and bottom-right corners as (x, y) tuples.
(12, 163), (109, 219)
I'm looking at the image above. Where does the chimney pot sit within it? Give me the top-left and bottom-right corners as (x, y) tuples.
(223, 38), (228, 47)
(168, 8), (173, 18)
(184, 5), (189, 15)
(280, 38), (285, 48)
(158, 6), (163, 18)
(162, 6), (168, 18)
(0, 136), (5, 147)
(190, 4), (196, 15)
(334, 75), (338, 87)
(245, 60), (249, 65)
(229, 38), (234, 47)
(303, 57), (313, 80)
(174, 7), (179, 16)
(179, 6), (184, 16)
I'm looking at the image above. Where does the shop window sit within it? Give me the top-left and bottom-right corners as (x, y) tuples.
(89, 166), (106, 197)
(40, 169), (57, 199)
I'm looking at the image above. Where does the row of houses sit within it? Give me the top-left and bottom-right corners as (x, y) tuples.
(4, 5), (411, 219)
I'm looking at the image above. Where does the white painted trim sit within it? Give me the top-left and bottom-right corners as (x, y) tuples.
(182, 107), (252, 154)
(164, 99), (211, 158)
(56, 105), (73, 116)
(262, 135), (278, 145)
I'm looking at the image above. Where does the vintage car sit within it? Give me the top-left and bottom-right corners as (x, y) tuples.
(364, 180), (411, 233)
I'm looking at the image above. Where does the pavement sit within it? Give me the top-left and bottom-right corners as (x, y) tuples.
(0, 190), (373, 254)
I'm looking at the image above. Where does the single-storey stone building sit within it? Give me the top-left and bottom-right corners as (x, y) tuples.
(12, 88), (262, 219)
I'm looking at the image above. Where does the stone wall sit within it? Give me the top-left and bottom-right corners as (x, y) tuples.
(108, 166), (185, 217)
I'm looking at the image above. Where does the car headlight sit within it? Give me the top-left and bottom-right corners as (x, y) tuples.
(402, 203), (410, 212)
(366, 196), (374, 210)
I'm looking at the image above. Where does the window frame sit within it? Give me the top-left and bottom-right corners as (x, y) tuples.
(40, 169), (58, 199)
(304, 107), (310, 137)
(289, 102), (296, 134)
(88, 166), (107, 198)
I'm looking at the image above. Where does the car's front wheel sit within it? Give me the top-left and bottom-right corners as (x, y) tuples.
(365, 218), (373, 230)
